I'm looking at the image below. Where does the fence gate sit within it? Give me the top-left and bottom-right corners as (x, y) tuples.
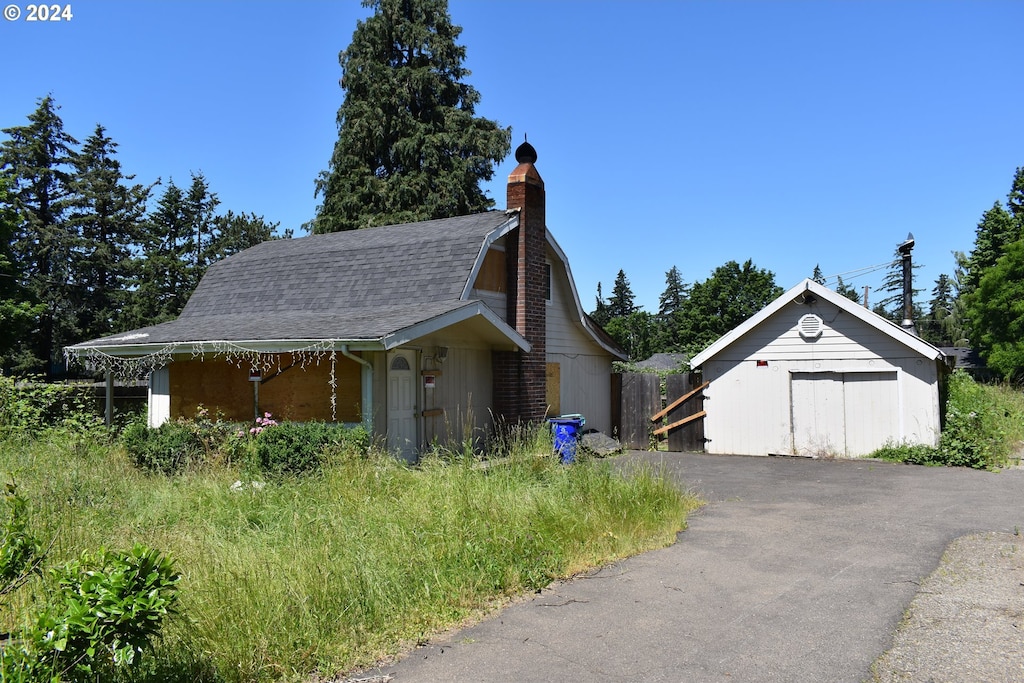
(613, 372), (706, 452)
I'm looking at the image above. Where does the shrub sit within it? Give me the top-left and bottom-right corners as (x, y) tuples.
(872, 370), (1023, 469)
(121, 419), (204, 474)
(1, 544), (179, 681)
(250, 421), (343, 475)
(0, 374), (102, 436)
(936, 370), (1005, 469)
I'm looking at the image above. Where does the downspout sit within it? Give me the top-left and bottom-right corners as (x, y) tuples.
(340, 344), (373, 428)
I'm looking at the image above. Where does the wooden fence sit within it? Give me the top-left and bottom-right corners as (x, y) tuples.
(612, 372), (706, 451)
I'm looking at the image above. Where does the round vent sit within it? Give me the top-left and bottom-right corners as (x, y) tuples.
(798, 314), (824, 339)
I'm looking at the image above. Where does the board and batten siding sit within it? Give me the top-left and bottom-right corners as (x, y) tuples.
(701, 299), (941, 457)
(545, 252), (614, 434)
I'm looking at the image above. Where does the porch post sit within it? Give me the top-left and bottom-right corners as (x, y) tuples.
(105, 369), (113, 427)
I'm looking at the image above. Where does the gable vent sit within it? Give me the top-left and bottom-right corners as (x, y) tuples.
(798, 314), (824, 339)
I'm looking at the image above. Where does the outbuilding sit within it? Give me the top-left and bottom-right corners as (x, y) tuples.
(689, 279), (948, 457)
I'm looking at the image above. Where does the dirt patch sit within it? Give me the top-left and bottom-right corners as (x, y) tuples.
(871, 532), (1024, 682)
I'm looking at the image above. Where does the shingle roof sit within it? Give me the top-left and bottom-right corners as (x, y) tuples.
(73, 211), (515, 348)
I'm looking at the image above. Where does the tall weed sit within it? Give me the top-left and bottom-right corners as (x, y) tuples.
(0, 425), (697, 682)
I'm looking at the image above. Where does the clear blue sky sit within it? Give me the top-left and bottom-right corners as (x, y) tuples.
(2, 0), (1022, 314)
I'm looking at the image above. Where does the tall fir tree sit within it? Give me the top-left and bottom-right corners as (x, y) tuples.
(656, 265), (689, 351)
(0, 96), (79, 376)
(67, 124), (150, 343)
(962, 201), (1019, 295)
(123, 180), (194, 328)
(606, 269), (638, 319)
(811, 264), (826, 285)
(590, 281), (610, 327)
(0, 175), (45, 372)
(312, 0), (511, 233)
(835, 276), (862, 303)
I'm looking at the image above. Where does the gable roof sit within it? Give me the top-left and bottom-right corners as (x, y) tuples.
(689, 278), (946, 368)
(67, 210), (623, 363)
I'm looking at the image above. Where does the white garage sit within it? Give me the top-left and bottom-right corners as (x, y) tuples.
(690, 279), (948, 458)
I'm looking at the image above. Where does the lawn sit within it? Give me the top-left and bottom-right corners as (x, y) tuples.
(0, 412), (699, 682)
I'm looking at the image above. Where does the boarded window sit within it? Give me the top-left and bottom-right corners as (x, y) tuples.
(474, 248), (506, 293)
(546, 362), (560, 416)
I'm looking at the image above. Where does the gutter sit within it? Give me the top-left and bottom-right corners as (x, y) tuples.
(340, 344), (373, 429)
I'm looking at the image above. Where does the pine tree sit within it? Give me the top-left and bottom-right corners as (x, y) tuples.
(835, 276), (862, 303)
(123, 180), (194, 328)
(67, 125), (150, 342)
(1007, 166), (1024, 224)
(312, 0), (510, 233)
(962, 201), (1018, 295)
(873, 249), (924, 324)
(0, 96), (79, 376)
(606, 270), (638, 319)
(656, 265), (689, 351)
(0, 175), (44, 372)
(590, 282), (610, 327)
(811, 264), (825, 285)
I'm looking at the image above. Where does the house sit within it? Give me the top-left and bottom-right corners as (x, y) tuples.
(689, 279), (948, 458)
(66, 142), (625, 461)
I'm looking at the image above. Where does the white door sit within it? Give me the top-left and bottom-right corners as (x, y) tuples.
(387, 350), (418, 462)
(842, 372), (899, 455)
(791, 371), (900, 457)
(791, 372), (846, 457)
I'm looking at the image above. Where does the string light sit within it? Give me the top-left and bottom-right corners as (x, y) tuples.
(65, 339), (346, 384)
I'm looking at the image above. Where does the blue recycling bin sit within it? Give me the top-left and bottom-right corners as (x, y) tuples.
(549, 414), (585, 463)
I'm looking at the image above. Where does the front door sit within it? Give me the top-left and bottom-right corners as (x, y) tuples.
(387, 349), (418, 462)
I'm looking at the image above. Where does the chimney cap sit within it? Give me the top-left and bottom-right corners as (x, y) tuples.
(515, 140), (537, 164)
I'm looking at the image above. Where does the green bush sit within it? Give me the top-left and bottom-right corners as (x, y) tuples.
(0, 374), (102, 436)
(1, 544), (179, 681)
(121, 419), (204, 474)
(251, 421), (343, 475)
(872, 370), (1023, 469)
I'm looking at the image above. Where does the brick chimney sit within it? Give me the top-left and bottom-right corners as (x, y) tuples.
(493, 141), (547, 423)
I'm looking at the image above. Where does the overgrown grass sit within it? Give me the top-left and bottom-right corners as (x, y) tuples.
(873, 369), (1024, 469)
(0, 426), (698, 681)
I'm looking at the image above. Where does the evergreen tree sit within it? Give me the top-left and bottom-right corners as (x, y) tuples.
(962, 201), (1018, 295)
(67, 125), (150, 342)
(0, 96), (78, 376)
(873, 249), (924, 324)
(811, 264), (825, 285)
(123, 180), (194, 328)
(606, 269), (638, 319)
(656, 265), (689, 351)
(0, 176), (45, 372)
(965, 238), (1024, 379)
(312, 0), (511, 233)
(919, 273), (956, 346)
(835, 276), (862, 303)
(183, 172), (220, 292)
(590, 281), (610, 327)
(206, 210), (284, 263)
(1007, 166), (1024, 224)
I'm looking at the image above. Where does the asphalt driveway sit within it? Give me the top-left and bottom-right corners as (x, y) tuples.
(357, 452), (1024, 682)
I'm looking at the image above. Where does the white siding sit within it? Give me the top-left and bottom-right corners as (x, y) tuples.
(545, 249), (614, 434)
(702, 297), (941, 457)
(148, 367), (170, 427)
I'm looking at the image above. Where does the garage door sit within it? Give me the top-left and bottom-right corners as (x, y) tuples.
(791, 371), (899, 457)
